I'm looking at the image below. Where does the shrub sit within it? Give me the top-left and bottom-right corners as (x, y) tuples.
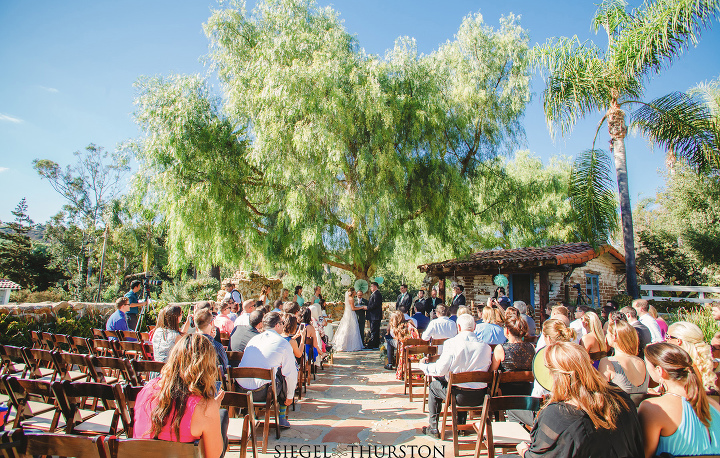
(670, 306), (720, 343)
(10, 288), (70, 303)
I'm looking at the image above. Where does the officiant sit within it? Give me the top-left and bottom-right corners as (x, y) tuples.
(355, 290), (368, 347)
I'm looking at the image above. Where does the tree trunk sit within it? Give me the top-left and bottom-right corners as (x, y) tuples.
(608, 104), (639, 299)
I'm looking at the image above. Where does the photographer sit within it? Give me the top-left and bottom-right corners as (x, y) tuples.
(124, 279), (149, 330)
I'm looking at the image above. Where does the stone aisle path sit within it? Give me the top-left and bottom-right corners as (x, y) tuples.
(240, 351), (459, 458)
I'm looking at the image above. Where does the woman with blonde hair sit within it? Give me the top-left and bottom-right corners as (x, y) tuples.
(648, 304), (668, 339)
(666, 321), (717, 392)
(134, 333), (228, 458)
(385, 311), (418, 377)
(598, 317), (649, 395)
(515, 342), (643, 457)
(474, 305), (507, 345)
(639, 343), (720, 457)
(581, 311), (607, 362)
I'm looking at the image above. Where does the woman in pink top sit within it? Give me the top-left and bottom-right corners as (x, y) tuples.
(213, 300), (235, 336)
(134, 333), (228, 458)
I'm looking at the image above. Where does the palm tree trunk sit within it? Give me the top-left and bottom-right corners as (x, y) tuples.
(608, 104), (639, 298)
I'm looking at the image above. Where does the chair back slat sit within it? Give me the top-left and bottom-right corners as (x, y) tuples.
(402, 338), (429, 347)
(131, 360), (165, 385)
(447, 370), (494, 385)
(24, 430), (109, 458)
(108, 437), (201, 458)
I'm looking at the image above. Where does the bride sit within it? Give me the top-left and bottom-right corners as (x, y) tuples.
(332, 287), (365, 352)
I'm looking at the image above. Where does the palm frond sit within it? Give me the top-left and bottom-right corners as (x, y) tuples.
(632, 91), (719, 171)
(689, 76), (720, 118)
(592, 0), (631, 42)
(569, 149), (619, 246)
(612, 0), (720, 78)
(533, 36), (641, 137)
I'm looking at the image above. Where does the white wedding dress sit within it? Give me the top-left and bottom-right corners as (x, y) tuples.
(331, 291), (363, 352)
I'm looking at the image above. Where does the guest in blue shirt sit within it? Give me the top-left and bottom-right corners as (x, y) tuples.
(106, 297), (131, 335)
(474, 305), (507, 345)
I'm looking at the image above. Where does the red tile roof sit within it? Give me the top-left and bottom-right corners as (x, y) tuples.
(418, 242), (626, 273)
(0, 279), (21, 290)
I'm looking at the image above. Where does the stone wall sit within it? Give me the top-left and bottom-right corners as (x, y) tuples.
(0, 301), (195, 321)
(216, 271), (284, 304)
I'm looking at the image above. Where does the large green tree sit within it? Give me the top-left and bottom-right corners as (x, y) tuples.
(534, 0), (720, 297)
(0, 199), (34, 287)
(133, 0), (531, 281)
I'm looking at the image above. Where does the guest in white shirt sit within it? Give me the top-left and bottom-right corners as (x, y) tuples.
(237, 311), (297, 428)
(234, 299), (256, 327)
(569, 305), (590, 340)
(633, 299), (663, 343)
(418, 314), (492, 438)
(421, 305), (458, 348)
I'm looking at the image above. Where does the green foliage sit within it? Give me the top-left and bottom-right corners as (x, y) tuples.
(0, 314), (33, 347)
(0, 199), (35, 288)
(568, 149), (619, 246)
(635, 166), (720, 286)
(133, 0), (531, 282)
(160, 277), (220, 303)
(10, 288), (70, 303)
(672, 307), (720, 343)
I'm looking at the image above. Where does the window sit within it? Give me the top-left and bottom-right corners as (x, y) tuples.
(585, 274), (600, 307)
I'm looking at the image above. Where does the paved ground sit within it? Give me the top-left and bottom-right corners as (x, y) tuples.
(233, 350), (467, 458)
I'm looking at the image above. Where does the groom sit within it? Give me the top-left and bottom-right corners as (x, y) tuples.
(366, 281), (383, 349)
(355, 289), (368, 347)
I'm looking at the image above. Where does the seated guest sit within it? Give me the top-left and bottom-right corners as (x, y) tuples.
(531, 319), (577, 398)
(581, 311), (607, 364)
(213, 300), (235, 336)
(504, 306), (519, 321)
(229, 309), (264, 352)
(188, 301), (223, 344)
(399, 305), (418, 329)
(234, 299), (256, 327)
(411, 309), (430, 332)
(384, 311), (418, 374)
(569, 305), (590, 340)
(514, 301), (536, 337)
(598, 317), (649, 395)
(153, 305), (191, 362)
(271, 298), (282, 313)
(666, 321), (717, 392)
(621, 306), (652, 358)
(134, 333), (229, 458)
(106, 297), (132, 336)
(418, 314), (492, 438)
(227, 302), (239, 322)
(300, 307), (324, 364)
(421, 305), (458, 346)
(648, 304), (668, 339)
(194, 309), (229, 371)
(474, 305), (507, 345)
(639, 343), (720, 457)
(281, 313), (304, 359)
(237, 312), (297, 428)
(515, 342), (644, 457)
(490, 314), (534, 395)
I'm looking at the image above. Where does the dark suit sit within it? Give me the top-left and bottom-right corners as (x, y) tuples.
(355, 297), (368, 345)
(428, 297), (443, 313)
(367, 289), (383, 348)
(229, 325), (260, 352)
(396, 292), (412, 311)
(413, 298), (428, 315)
(450, 293), (465, 315)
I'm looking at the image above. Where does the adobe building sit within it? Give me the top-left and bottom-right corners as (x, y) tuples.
(418, 242), (628, 322)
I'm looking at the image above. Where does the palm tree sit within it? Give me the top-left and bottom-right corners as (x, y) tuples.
(535, 0), (720, 298)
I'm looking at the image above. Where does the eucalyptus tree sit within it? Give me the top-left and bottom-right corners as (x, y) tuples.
(133, 0), (531, 281)
(534, 0), (720, 298)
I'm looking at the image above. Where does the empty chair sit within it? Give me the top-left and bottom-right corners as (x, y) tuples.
(70, 336), (96, 355)
(52, 351), (93, 382)
(107, 437), (200, 458)
(0, 346), (27, 377)
(2, 375), (64, 432)
(52, 380), (124, 436)
(115, 341), (152, 361)
(22, 430), (109, 458)
(130, 360), (165, 385)
(219, 391), (257, 458)
(227, 366), (280, 453)
(21, 348), (57, 380)
(87, 356), (135, 385)
(474, 395), (542, 458)
(51, 334), (74, 352)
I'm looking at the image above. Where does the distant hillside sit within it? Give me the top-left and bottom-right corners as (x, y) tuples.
(0, 224), (47, 242)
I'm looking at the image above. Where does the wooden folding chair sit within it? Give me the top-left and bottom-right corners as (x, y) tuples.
(21, 348), (57, 380)
(138, 332), (151, 343)
(439, 370), (495, 456)
(117, 330), (140, 342)
(103, 330), (121, 342)
(431, 338), (448, 346)
(52, 380), (124, 436)
(220, 391), (257, 458)
(107, 437), (201, 458)
(220, 332), (231, 349)
(0, 346), (27, 377)
(404, 345), (437, 402)
(115, 385), (142, 438)
(30, 331), (45, 349)
(22, 430), (109, 458)
(92, 340), (122, 359)
(422, 352), (441, 413)
(115, 341), (152, 361)
(51, 334), (74, 352)
(227, 366), (281, 453)
(0, 428), (25, 458)
(52, 351), (93, 382)
(131, 360), (165, 385)
(87, 356), (136, 385)
(92, 329), (106, 340)
(226, 351), (244, 368)
(2, 375), (64, 432)
(70, 336), (96, 355)
(491, 371), (534, 397)
(475, 395), (542, 458)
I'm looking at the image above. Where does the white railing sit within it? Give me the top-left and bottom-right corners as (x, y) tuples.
(640, 285), (720, 304)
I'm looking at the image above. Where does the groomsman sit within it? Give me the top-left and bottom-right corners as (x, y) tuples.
(428, 289), (443, 315)
(355, 290), (368, 347)
(413, 290), (428, 315)
(396, 284), (412, 311)
(450, 285), (465, 316)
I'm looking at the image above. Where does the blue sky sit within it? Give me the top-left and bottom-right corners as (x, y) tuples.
(1, 0), (719, 224)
